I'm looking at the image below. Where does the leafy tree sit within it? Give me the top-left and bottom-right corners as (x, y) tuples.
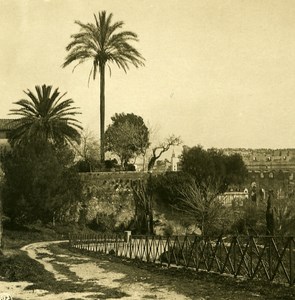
(63, 11), (145, 162)
(178, 146), (248, 235)
(1, 142), (82, 224)
(9, 85), (82, 147)
(224, 153), (248, 186)
(148, 135), (182, 171)
(149, 171), (194, 207)
(105, 113), (150, 168)
(181, 146), (247, 192)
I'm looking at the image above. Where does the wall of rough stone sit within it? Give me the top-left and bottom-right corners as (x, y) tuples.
(79, 172), (149, 231)
(78, 171), (210, 235)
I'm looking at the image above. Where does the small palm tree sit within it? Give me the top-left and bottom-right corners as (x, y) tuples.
(62, 11), (145, 162)
(9, 84), (82, 146)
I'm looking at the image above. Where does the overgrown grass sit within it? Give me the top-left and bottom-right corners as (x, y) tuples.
(0, 252), (54, 283)
(0, 222), (99, 293)
(2, 222), (97, 250)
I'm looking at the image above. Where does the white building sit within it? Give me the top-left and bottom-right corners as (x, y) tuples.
(171, 150), (179, 172)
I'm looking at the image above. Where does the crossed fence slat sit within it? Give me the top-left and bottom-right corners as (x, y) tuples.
(68, 234), (295, 286)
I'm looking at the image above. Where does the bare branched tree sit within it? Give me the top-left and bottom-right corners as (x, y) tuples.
(178, 179), (225, 236)
(71, 129), (100, 171)
(147, 135), (182, 171)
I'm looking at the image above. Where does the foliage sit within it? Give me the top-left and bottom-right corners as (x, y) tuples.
(9, 84), (82, 147)
(72, 129), (101, 172)
(88, 213), (116, 232)
(104, 158), (119, 170)
(148, 135), (182, 171)
(149, 171), (194, 207)
(273, 196), (295, 236)
(105, 113), (150, 168)
(181, 146), (247, 192)
(1, 142), (82, 224)
(229, 192), (295, 236)
(224, 153), (248, 186)
(63, 11), (145, 161)
(231, 201), (266, 235)
(177, 180), (228, 236)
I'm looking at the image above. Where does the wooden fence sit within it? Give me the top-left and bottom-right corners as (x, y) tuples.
(68, 234), (295, 285)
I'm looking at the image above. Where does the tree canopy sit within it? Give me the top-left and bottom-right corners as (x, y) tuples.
(181, 146), (248, 192)
(1, 142), (82, 224)
(105, 113), (150, 168)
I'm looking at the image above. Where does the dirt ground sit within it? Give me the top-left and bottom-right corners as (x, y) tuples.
(0, 241), (293, 299)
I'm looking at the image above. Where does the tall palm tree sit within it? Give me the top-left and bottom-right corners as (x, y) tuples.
(9, 84), (82, 146)
(62, 11), (145, 162)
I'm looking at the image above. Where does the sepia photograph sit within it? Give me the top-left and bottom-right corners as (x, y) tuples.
(1, 0), (295, 299)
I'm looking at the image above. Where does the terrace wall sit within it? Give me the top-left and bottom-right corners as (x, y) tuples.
(78, 172), (149, 229)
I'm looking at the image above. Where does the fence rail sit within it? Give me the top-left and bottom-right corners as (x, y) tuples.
(68, 234), (295, 285)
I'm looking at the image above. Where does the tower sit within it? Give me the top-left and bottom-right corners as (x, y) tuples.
(171, 150), (178, 172)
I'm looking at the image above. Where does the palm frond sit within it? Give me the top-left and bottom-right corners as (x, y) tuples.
(63, 10), (145, 76)
(9, 85), (82, 146)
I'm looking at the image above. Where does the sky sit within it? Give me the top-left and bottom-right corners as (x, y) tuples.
(1, 0), (295, 152)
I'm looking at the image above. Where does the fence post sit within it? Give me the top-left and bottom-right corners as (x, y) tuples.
(146, 235), (150, 262)
(129, 234), (133, 259)
(115, 234), (118, 255)
(124, 231), (132, 243)
(167, 236), (171, 268)
(104, 234), (107, 254)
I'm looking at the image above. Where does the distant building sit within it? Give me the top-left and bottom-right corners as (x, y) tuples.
(219, 191), (247, 207)
(223, 148), (295, 172)
(171, 150), (179, 172)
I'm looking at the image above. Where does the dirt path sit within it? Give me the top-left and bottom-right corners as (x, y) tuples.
(0, 241), (279, 300)
(0, 241), (191, 300)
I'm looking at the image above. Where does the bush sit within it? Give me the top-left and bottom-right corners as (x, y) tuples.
(87, 213), (116, 233)
(104, 159), (119, 171)
(149, 171), (194, 208)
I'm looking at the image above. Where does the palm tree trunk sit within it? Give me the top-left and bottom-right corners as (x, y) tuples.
(99, 62), (106, 162)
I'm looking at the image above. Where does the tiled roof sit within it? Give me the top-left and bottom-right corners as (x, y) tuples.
(0, 119), (17, 131)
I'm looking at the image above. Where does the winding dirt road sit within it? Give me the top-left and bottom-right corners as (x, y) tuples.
(0, 241), (192, 300)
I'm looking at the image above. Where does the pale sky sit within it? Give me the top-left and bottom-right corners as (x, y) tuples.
(1, 0), (295, 151)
